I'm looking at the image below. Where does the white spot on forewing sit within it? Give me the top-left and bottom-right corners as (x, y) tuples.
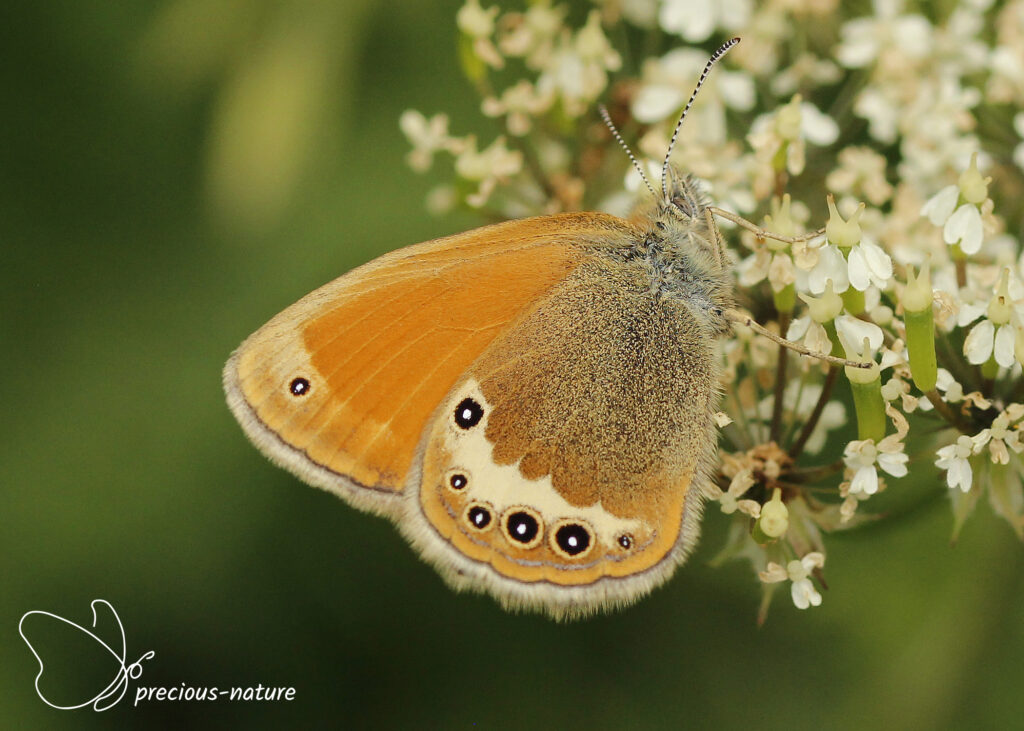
(446, 381), (642, 547)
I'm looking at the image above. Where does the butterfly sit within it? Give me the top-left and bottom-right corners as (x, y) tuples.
(224, 38), (858, 618)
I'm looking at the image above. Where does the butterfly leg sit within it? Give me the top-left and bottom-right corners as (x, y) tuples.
(703, 205), (727, 272)
(723, 308), (872, 369)
(709, 206), (825, 244)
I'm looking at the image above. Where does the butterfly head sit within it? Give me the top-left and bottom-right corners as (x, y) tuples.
(661, 164), (708, 220)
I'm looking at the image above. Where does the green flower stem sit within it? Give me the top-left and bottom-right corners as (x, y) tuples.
(923, 390), (973, 434)
(981, 354), (999, 380)
(849, 377), (887, 441)
(905, 306), (938, 392)
(846, 349), (886, 442)
(773, 283), (796, 313)
(952, 243), (968, 288)
(825, 320), (842, 354)
(770, 310), (791, 442)
(842, 287), (865, 315)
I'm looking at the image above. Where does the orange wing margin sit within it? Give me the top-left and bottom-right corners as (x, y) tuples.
(224, 213), (634, 515)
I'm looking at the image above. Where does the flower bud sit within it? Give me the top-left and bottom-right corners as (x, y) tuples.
(902, 260), (933, 313)
(799, 280), (843, 323)
(756, 488), (789, 539)
(826, 195), (863, 249)
(764, 195), (798, 250)
(958, 152), (991, 205)
(903, 262), (937, 391)
(775, 94), (803, 141)
(986, 268), (1013, 325)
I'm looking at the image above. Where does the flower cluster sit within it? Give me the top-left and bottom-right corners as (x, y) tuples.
(403, 0), (1024, 617)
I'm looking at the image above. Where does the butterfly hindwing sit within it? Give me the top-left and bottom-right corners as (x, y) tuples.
(405, 255), (722, 617)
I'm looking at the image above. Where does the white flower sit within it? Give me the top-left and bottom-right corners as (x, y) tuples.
(944, 204), (985, 255)
(935, 368), (965, 403)
(400, 111), (455, 173)
(920, 154), (992, 255)
(799, 244), (850, 294)
(963, 319), (1016, 366)
(961, 269), (1024, 367)
(826, 146), (894, 206)
(453, 136), (523, 207)
(631, 48), (754, 148)
(707, 468), (760, 517)
(972, 407), (1024, 465)
(748, 96), (838, 179)
(497, 2), (564, 68)
(843, 436), (909, 497)
(920, 184), (985, 255)
(658, 0), (751, 42)
(456, 0), (498, 37)
(935, 435), (975, 492)
(836, 8), (933, 69)
(760, 553), (826, 610)
(457, 0), (503, 68)
(535, 11), (620, 117)
(787, 315), (833, 357)
(847, 237), (893, 291)
(836, 314), (884, 353)
(481, 81), (553, 136)
(921, 184), (959, 226)
(787, 556), (824, 609)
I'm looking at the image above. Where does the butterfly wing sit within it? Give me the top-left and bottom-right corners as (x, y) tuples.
(224, 213), (637, 517)
(404, 254), (722, 618)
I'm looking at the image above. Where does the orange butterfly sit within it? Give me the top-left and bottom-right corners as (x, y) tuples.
(224, 39), (858, 618)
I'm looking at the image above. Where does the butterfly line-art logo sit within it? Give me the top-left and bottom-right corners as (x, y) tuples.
(18, 599), (154, 712)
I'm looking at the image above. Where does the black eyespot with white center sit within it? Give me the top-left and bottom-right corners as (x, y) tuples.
(466, 505), (492, 531)
(289, 377), (310, 396)
(504, 510), (541, 547)
(554, 524), (592, 558)
(448, 473), (468, 490)
(617, 534), (634, 550)
(454, 397), (483, 429)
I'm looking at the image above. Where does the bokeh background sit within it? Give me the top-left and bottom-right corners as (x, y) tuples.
(3, 1), (1023, 728)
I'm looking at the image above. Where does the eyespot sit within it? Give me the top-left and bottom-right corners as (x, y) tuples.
(454, 397), (483, 429)
(289, 377), (311, 396)
(551, 521), (593, 560)
(502, 508), (542, 549)
(617, 534), (634, 550)
(446, 470), (469, 492)
(464, 504), (493, 532)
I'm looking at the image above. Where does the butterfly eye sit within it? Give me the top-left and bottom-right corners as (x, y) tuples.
(454, 397), (484, 429)
(465, 504), (493, 531)
(617, 534), (634, 550)
(552, 522), (593, 559)
(502, 509), (542, 548)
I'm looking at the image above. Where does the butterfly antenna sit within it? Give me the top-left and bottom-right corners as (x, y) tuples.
(599, 105), (657, 199)
(661, 37), (740, 201)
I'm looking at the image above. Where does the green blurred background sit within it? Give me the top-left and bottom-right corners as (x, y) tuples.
(3, 1), (1022, 728)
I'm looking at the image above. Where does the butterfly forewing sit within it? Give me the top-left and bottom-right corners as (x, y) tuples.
(224, 213), (633, 517)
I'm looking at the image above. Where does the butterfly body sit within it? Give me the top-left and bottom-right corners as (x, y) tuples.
(225, 169), (737, 618)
